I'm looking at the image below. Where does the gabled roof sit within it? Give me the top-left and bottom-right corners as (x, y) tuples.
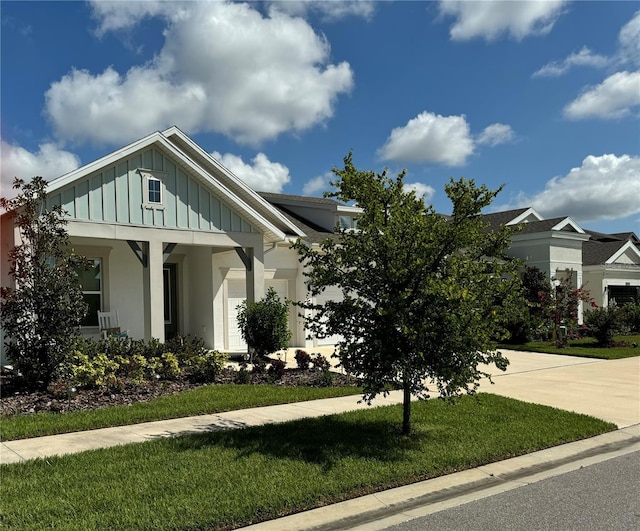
(46, 128), (297, 243)
(583, 239), (640, 266)
(162, 127), (304, 238)
(516, 216), (585, 235)
(483, 207), (542, 231)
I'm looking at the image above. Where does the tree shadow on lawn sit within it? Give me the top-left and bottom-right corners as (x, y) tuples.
(168, 413), (423, 471)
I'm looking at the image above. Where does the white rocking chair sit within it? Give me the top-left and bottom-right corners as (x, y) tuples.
(97, 311), (128, 339)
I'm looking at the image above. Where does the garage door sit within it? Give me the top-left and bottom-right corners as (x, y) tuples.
(226, 280), (288, 351)
(313, 286), (343, 346)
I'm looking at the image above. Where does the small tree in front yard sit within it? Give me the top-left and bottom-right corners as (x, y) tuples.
(293, 153), (523, 435)
(236, 287), (291, 362)
(538, 275), (595, 347)
(0, 177), (89, 387)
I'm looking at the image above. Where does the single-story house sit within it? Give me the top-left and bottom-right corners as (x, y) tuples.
(1, 128), (638, 363)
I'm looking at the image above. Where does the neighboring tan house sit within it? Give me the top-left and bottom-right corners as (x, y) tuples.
(1, 129), (638, 364)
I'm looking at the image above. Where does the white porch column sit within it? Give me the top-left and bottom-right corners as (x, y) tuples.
(143, 239), (165, 342)
(245, 245), (264, 304)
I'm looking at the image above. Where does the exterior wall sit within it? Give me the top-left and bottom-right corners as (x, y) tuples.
(583, 266), (640, 307)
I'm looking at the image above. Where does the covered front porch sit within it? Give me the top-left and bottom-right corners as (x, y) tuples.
(69, 221), (266, 350)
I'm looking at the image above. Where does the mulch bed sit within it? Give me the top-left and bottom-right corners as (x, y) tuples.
(0, 367), (357, 418)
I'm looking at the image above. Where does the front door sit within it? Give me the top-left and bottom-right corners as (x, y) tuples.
(163, 264), (178, 340)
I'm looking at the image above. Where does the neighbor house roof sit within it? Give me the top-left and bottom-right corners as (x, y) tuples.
(583, 240), (629, 266)
(258, 193), (339, 244)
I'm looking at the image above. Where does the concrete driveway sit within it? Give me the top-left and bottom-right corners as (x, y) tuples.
(285, 346), (640, 428)
(481, 349), (640, 428)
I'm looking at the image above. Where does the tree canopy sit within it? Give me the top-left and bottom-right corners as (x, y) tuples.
(293, 154), (523, 434)
(0, 177), (89, 387)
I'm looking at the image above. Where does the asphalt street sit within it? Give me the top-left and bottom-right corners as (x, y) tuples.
(382, 450), (640, 531)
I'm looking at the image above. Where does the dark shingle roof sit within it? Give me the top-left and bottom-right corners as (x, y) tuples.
(583, 240), (628, 266)
(515, 217), (580, 235)
(482, 208), (531, 231)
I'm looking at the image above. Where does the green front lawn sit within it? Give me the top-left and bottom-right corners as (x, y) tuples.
(1, 393), (615, 531)
(501, 334), (640, 360)
(1, 384), (361, 441)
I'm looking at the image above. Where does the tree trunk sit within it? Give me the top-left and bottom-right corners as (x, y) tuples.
(402, 372), (411, 435)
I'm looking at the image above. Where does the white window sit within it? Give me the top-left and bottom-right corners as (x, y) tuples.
(77, 259), (102, 327)
(140, 169), (167, 209)
(338, 215), (357, 230)
(148, 177), (162, 204)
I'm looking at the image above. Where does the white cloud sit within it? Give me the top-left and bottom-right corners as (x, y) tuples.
(618, 11), (640, 67)
(404, 182), (436, 203)
(211, 151), (290, 193)
(378, 112), (475, 166)
(564, 71), (640, 120)
(303, 172), (333, 196)
(476, 123), (515, 146)
(501, 154), (640, 223)
(267, 1), (375, 21)
(438, 0), (566, 41)
(1, 140), (80, 199)
(46, 2), (353, 147)
(379, 113), (514, 166)
(532, 46), (609, 78)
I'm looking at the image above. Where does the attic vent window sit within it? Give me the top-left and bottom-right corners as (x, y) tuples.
(140, 169), (167, 210)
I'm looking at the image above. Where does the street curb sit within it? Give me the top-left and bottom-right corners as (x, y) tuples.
(243, 424), (640, 531)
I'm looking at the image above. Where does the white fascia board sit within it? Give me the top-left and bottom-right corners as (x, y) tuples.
(551, 217), (586, 234)
(337, 205), (363, 214)
(162, 126), (305, 238)
(606, 241), (640, 265)
(506, 207), (544, 225)
(511, 231), (591, 244)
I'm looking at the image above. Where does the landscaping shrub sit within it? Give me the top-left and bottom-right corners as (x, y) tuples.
(311, 353), (331, 372)
(294, 349), (311, 370)
(584, 305), (622, 346)
(186, 350), (228, 383)
(54, 336), (225, 390)
(267, 359), (287, 381)
(621, 303), (640, 334)
(236, 288), (291, 361)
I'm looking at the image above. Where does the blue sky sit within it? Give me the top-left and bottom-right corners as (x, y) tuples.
(2, 1), (639, 234)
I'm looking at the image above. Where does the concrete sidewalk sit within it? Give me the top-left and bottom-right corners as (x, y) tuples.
(1, 351), (638, 465)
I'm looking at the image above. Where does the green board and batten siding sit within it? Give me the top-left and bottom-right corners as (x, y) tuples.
(47, 148), (254, 234)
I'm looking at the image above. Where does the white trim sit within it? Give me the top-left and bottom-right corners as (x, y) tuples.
(506, 207), (544, 225)
(606, 241), (640, 265)
(550, 217), (585, 234)
(139, 168), (167, 210)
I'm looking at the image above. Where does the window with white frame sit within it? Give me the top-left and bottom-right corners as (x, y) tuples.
(141, 169), (167, 209)
(77, 259), (102, 327)
(338, 215), (358, 230)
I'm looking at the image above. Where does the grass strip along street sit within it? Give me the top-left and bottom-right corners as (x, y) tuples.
(501, 334), (640, 360)
(1, 384), (362, 441)
(1, 393), (615, 530)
